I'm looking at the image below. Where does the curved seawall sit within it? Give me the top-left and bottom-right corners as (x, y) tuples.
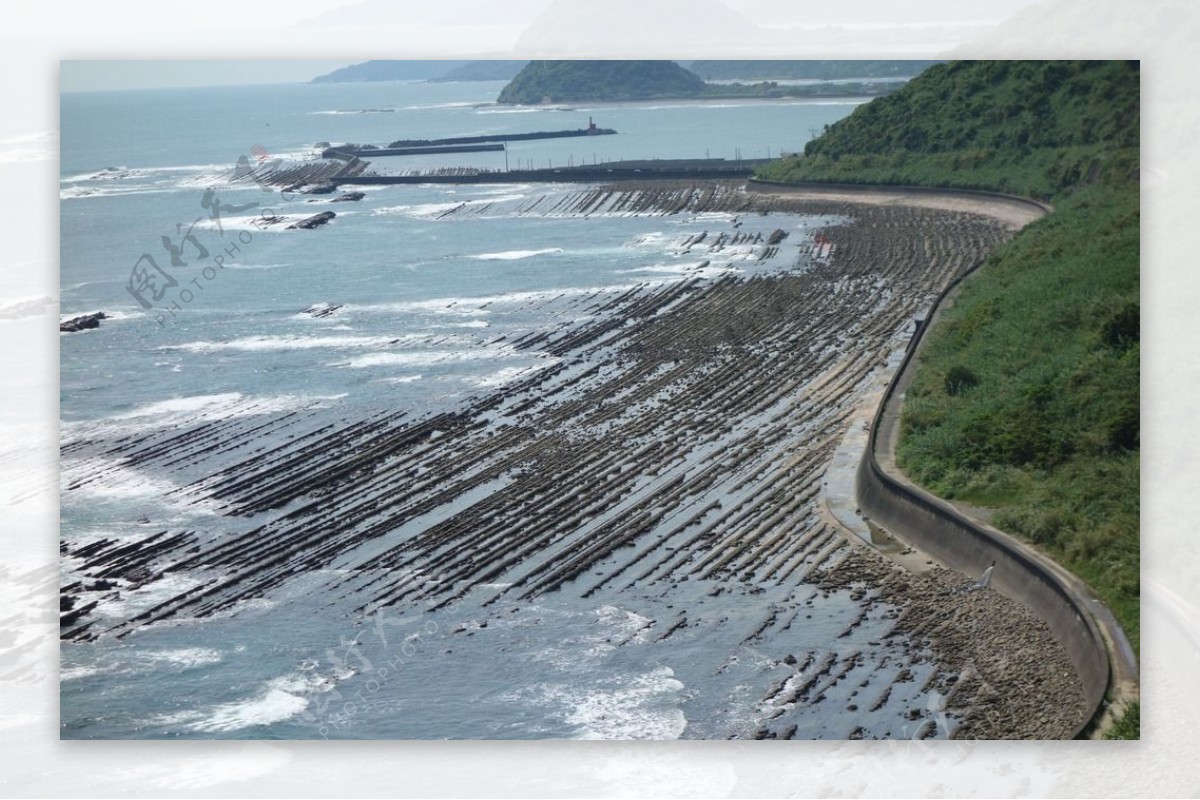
(831, 184), (1138, 737)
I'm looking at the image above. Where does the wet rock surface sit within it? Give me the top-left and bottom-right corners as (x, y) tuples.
(821, 549), (1088, 739)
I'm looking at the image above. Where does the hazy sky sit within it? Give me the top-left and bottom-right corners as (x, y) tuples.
(60, 60), (356, 92)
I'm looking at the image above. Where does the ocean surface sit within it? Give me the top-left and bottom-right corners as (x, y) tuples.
(60, 78), (954, 740)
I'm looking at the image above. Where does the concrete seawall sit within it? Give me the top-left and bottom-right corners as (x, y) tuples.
(747, 177), (1054, 220)
(826, 183), (1138, 737)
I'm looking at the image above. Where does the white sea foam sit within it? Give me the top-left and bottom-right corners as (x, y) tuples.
(372, 194), (522, 219)
(563, 666), (688, 740)
(166, 334), (430, 354)
(470, 361), (559, 388)
(185, 676), (311, 733)
(476, 184), (535, 195)
(371, 201), (460, 218)
(192, 213), (308, 232)
(476, 105), (573, 114)
(468, 193), (529, 207)
(142, 647), (224, 670)
(60, 664), (111, 681)
(400, 101), (480, 111)
(108, 392), (244, 420)
(60, 184), (174, 200)
(310, 108), (396, 115)
(472, 248), (564, 261)
(60, 642), (222, 684)
(619, 260), (726, 277)
(62, 393), (348, 443)
(60, 163), (229, 180)
(510, 605), (687, 739)
(349, 283), (654, 318)
(336, 347), (520, 370)
(61, 456), (181, 502)
(348, 298), (490, 317)
(628, 231), (669, 247)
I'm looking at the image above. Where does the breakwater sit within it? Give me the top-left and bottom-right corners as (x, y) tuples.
(336, 143), (507, 158)
(338, 158), (774, 185)
(321, 122), (619, 158)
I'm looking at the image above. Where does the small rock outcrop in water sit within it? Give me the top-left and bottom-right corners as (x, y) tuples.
(60, 312), (106, 332)
(302, 303), (344, 318)
(287, 211), (336, 230)
(330, 192), (365, 202)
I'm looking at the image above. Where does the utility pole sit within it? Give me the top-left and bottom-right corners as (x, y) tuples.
(504, 144), (509, 172)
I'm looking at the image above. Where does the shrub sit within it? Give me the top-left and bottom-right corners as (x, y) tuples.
(944, 365), (980, 395)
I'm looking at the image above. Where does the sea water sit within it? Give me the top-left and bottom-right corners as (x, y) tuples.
(60, 78), (947, 740)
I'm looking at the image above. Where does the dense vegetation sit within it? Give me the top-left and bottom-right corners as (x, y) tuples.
(898, 177), (1139, 646)
(689, 60), (942, 81)
(758, 60), (1140, 736)
(498, 60), (706, 104)
(758, 60), (1139, 198)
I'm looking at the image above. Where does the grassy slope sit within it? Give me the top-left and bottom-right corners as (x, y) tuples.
(897, 177), (1139, 653)
(756, 60), (1140, 737)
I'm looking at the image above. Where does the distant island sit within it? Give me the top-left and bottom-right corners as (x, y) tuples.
(310, 60), (926, 97)
(497, 60), (906, 105)
(498, 60), (705, 104)
(310, 60), (529, 84)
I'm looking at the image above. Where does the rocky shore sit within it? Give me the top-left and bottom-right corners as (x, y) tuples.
(821, 549), (1088, 738)
(60, 181), (1085, 739)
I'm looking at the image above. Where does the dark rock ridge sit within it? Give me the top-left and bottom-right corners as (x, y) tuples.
(287, 211), (336, 230)
(60, 312), (106, 332)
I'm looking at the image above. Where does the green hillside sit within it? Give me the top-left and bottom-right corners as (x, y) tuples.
(497, 60), (706, 104)
(759, 60), (1140, 737)
(759, 60), (1139, 198)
